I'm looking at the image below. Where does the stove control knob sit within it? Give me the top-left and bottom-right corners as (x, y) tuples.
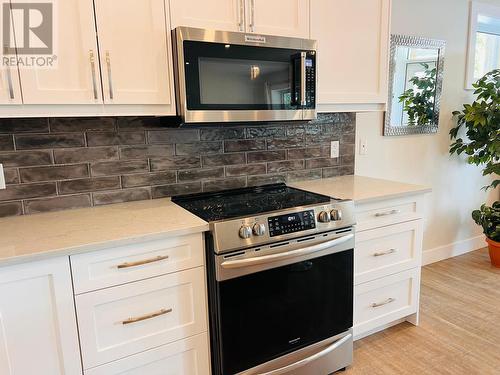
(253, 223), (266, 236)
(330, 209), (343, 221)
(239, 225), (252, 239)
(318, 211), (331, 223)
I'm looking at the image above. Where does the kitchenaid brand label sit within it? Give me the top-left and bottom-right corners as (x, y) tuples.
(245, 35), (266, 43)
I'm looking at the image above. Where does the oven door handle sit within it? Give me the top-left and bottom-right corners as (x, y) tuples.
(221, 234), (354, 269)
(258, 333), (353, 375)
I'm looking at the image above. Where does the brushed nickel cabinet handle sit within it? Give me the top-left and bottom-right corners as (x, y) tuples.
(116, 255), (169, 269)
(89, 50), (98, 100)
(238, 0), (245, 31)
(374, 209), (401, 217)
(371, 298), (396, 308)
(122, 308), (172, 325)
(5, 67), (14, 99)
(249, 0), (255, 32)
(373, 248), (397, 257)
(105, 51), (114, 100)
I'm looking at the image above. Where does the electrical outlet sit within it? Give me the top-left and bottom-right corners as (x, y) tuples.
(359, 139), (368, 155)
(0, 164), (5, 190)
(330, 141), (340, 158)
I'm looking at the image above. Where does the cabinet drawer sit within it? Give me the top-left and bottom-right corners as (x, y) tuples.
(85, 332), (210, 375)
(355, 195), (423, 232)
(355, 220), (422, 284)
(76, 267), (208, 369)
(354, 268), (420, 338)
(71, 233), (204, 294)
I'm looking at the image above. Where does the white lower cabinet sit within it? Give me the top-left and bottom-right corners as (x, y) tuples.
(0, 257), (82, 375)
(354, 268), (420, 338)
(355, 220), (422, 284)
(71, 233), (205, 294)
(353, 193), (425, 339)
(85, 333), (210, 375)
(76, 266), (208, 369)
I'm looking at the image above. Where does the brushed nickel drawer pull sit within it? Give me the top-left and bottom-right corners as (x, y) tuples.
(116, 255), (169, 269)
(122, 308), (172, 325)
(374, 209), (401, 217)
(373, 248), (397, 257)
(371, 298), (396, 308)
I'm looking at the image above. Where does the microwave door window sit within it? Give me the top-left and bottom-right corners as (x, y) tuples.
(183, 41), (301, 111)
(198, 58), (292, 109)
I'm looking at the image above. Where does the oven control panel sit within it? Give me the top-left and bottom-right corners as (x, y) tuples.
(268, 210), (316, 237)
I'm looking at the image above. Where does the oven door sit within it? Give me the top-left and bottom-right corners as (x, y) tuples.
(173, 27), (316, 123)
(210, 230), (354, 375)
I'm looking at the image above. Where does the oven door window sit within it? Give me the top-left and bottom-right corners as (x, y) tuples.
(183, 41), (313, 110)
(217, 249), (353, 374)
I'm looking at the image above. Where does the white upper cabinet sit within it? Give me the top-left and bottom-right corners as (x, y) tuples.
(0, 257), (82, 375)
(311, 0), (391, 111)
(248, 0), (309, 38)
(94, 0), (175, 106)
(13, 0), (102, 104)
(170, 0), (244, 32)
(169, 0), (310, 38)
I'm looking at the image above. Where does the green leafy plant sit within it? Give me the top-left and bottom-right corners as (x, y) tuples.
(449, 69), (500, 191)
(472, 202), (500, 242)
(399, 63), (437, 126)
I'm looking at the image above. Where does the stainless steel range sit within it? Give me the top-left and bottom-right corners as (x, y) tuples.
(172, 184), (355, 375)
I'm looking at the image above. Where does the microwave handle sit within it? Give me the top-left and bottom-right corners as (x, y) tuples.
(300, 52), (307, 106)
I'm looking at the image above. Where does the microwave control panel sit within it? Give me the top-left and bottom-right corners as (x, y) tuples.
(268, 210), (316, 237)
(305, 56), (316, 107)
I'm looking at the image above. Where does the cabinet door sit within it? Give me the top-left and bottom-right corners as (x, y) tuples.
(94, 0), (175, 107)
(248, 0), (309, 38)
(85, 333), (210, 375)
(170, 0), (244, 32)
(12, 0), (102, 104)
(0, 257), (82, 375)
(311, 0), (390, 107)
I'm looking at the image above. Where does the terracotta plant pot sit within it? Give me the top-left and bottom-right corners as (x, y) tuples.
(486, 238), (500, 268)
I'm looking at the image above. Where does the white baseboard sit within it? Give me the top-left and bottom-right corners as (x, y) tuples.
(422, 235), (486, 265)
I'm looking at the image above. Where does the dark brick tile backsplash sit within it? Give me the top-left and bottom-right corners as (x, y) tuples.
(15, 133), (85, 150)
(0, 150), (53, 167)
(0, 118), (49, 134)
(19, 164), (89, 183)
(24, 194), (92, 214)
(0, 113), (356, 217)
(0, 135), (14, 151)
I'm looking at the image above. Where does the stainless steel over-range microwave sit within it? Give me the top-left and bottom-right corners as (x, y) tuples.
(172, 27), (317, 124)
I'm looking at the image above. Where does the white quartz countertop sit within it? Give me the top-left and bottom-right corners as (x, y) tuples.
(0, 198), (208, 267)
(0, 175), (430, 267)
(291, 175), (431, 203)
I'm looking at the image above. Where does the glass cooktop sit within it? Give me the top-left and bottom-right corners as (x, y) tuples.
(171, 183), (332, 222)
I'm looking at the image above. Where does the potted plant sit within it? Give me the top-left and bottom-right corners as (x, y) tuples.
(450, 69), (500, 266)
(473, 203), (500, 267)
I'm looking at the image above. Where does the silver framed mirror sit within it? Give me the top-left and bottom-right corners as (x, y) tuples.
(384, 35), (446, 136)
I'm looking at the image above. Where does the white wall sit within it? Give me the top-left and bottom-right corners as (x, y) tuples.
(355, 0), (499, 263)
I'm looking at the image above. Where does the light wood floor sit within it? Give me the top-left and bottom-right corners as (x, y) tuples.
(345, 248), (500, 375)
